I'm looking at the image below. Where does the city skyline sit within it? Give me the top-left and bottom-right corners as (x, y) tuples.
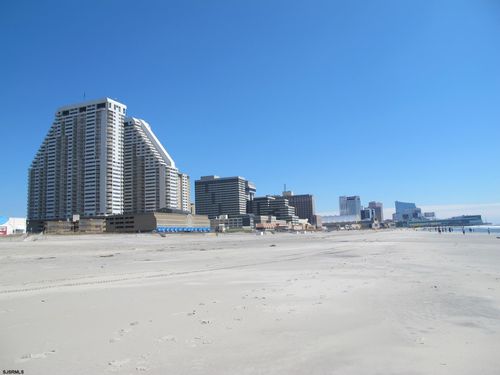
(13, 93), (500, 224)
(1, 1), (499, 223)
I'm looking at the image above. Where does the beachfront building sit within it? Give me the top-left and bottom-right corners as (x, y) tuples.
(368, 201), (384, 222)
(360, 208), (375, 221)
(283, 191), (318, 226)
(28, 98), (127, 222)
(27, 98), (190, 231)
(210, 214), (255, 232)
(250, 196), (274, 217)
(0, 216), (26, 236)
(393, 201), (423, 223)
(250, 195), (299, 224)
(407, 215), (483, 228)
(124, 118), (190, 214)
(194, 176), (256, 219)
(339, 196), (361, 219)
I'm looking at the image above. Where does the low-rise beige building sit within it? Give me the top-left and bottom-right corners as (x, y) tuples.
(107, 212), (209, 233)
(31, 211), (210, 234)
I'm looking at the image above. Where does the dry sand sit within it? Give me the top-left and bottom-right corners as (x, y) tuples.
(1, 230), (499, 374)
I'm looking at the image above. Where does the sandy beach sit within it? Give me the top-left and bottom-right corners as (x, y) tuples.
(1, 230), (499, 374)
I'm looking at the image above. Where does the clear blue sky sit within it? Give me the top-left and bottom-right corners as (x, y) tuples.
(1, 0), (499, 222)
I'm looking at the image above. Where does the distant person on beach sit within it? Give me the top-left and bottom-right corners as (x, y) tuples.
(488, 228), (491, 235)
(462, 228), (465, 235)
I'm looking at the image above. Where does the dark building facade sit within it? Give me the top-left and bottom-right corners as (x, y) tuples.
(283, 192), (316, 225)
(194, 176), (255, 219)
(360, 207), (375, 221)
(250, 195), (298, 224)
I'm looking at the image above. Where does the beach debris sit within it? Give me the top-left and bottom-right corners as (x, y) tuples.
(119, 328), (131, 335)
(269, 244), (277, 247)
(108, 358), (130, 368)
(157, 335), (176, 343)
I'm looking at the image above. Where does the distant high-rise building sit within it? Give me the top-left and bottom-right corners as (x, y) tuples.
(339, 196), (361, 218)
(250, 196), (274, 217)
(368, 201), (384, 222)
(360, 208), (375, 221)
(250, 195), (298, 224)
(393, 201), (422, 223)
(28, 98), (127, 221)
(177, 173), (190, 212)
(283, 191), (317, 225)
(123, 118), (189, 213)
(194, 176), (255, 219)
(270, 196), (299, 224)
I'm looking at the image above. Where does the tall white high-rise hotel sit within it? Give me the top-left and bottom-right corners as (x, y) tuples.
(28, 98), (190, 221)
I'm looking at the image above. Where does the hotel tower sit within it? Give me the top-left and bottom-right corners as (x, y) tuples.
(28, 98), (189, 223)
(124, 118), (190, 213)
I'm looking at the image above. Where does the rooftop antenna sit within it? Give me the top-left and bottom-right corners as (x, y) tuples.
(284, 183), (286, 192)
(83, 91), (86, 100)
